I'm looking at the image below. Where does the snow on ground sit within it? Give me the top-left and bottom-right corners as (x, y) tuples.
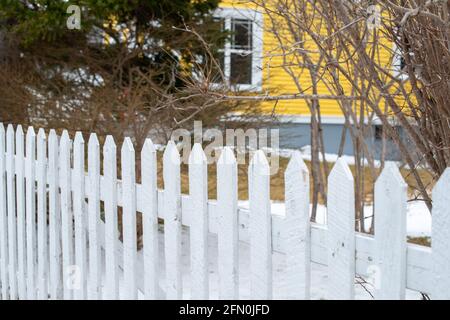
(238, 200), (431, 237)
(108, 199), (430, 300)
(110, 228), (422, 300)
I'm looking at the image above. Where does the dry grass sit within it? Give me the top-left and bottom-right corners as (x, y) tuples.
(153, 151), (435, 204)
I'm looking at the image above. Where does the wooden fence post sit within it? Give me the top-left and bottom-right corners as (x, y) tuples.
(327, 158), (355, 300)
(374, 162), (407, 300)
(284, 151), (310, 300)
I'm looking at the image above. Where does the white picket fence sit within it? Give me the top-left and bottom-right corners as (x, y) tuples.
(0, 123), (449, 300)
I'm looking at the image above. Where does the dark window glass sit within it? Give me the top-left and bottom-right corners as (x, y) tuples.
(231, 19), (252, 50)
(230, 53), (252, 85)
(374, 125), (383, 140)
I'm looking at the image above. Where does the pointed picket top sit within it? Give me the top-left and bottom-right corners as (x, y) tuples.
(89, 132), (99, 150)
(189, 143), (207, 165)
(218, 147), (236, 166)
(104, 135), (116, 150)
(377, 162), (406, 187)
(142, 138), (156, 154)
(61, 129), (69, 140)
(6, 124), (14, 144)
(250, 150), (270, 178)
(60, 130), (70, 151)
(163, 140), (181, 166)
(432, 168), (450, 300)
(121, 137), (135, 155)
(329, 157), (353, 182)
(49, 129), (58, 148)
(37, 128), (45, 136)
(250, 149), (269, 167)
(27, 126), (36, 141)
(74, 131), (84, 145)
(286, 150), (308, 177)
(16, 124), (24, 140)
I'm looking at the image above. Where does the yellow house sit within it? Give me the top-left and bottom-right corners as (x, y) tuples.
(214, 0), (404, 157)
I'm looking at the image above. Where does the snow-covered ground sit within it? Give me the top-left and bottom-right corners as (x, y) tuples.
(110, 227), (423, 300)
(108, 199), (430, 300)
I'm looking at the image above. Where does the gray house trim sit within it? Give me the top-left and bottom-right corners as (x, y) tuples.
(272, 121), (402, 161)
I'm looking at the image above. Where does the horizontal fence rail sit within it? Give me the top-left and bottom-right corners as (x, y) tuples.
(0, 123), (448, 300)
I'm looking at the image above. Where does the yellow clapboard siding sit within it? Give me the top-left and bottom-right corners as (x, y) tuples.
(220, 0), (396, 118)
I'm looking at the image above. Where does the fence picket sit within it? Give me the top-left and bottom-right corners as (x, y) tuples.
(217, 147), (238, 300)
(59, 131), (73, 300)
(48, 130), (62, 299)
(88, 133), (101, 300)
(0, 124), (8, 299)
(6, 125), (18, 300)
(284, 151), (310, 300)
(103, 136), (119, 300)
(73, 132), (87, 299)
(188, 143), (209, 299)
(141, 139), (159, 299)
(16, 126), (27, 300)
(122, 138), (137, 300)
(163, 141), (182, 299)
(432, 168), (450, 300)
(37, 129), (48, 300)
(249, 150), (272, 300)
(327, 158), (355, 300)
(374, 162), (407, 300)
(25, 127), (36, 300)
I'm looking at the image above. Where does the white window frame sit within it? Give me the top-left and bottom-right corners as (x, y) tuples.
(213, 7), (263, 92)
(392, 42), (409, 81)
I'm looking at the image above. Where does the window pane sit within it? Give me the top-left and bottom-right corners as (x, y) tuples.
(230, 53), (252, 85)
(211, 51), (225, 83)
(231, 19), (252, 50)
